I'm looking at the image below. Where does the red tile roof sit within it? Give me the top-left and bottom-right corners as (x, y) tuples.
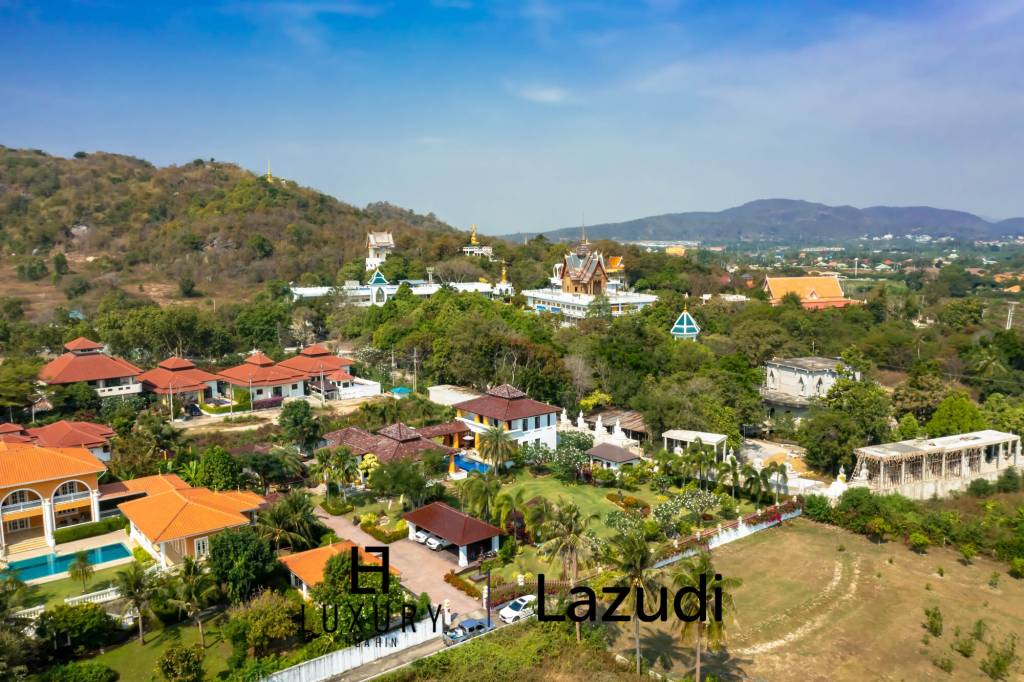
(118, 485), (265, 543)
(0, 441), (106, 488)
(64, 337), (104, 351)
(453, 384), (558, 421)
(27, 420), (114, 449)
(321, 423), (455, 462)
(217, 352), (305, 388)
(403, 502), (501, 546)
(39, 347), (143, 385)
(277, 344), (354, 379)
(415, 421), (470, 439)
(139, 357), (219, 394)
(280, 541), (399, 588)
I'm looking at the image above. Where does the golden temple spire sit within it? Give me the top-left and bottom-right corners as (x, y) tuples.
(470, 223), (479, 245)
(500, 261), (508, 283)
(266, 161), (273, 181)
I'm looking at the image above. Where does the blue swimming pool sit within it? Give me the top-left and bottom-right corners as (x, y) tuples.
(454, 454), (492, 474)
(6, 543), (131, 581)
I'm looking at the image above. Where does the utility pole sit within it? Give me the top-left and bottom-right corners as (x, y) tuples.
(1007, 301), (1018, 331)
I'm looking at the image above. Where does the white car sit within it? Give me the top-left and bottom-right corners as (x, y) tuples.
(425, 536), (451, 551)
(413, 529), (432, 544)
(498, 595), (537, 623)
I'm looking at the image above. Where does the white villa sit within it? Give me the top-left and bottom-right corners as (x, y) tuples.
(366, 231), (395, 271)
(453, 384), (559, 450)
(662, 429), (730, 460)
(761, 356), (854, 422)
(851, 430), (1022, 500)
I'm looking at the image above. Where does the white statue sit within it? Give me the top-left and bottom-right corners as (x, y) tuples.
(594, 414), (604, 434)
(560, 408), (569, 425)
(576, 411), (586, 430)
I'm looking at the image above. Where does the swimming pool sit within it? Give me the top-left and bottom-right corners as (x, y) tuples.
(6, 543), (131, 581)
(454, 454), (492, 474)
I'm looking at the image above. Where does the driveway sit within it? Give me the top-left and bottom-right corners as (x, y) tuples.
(315, 508), (480, 618)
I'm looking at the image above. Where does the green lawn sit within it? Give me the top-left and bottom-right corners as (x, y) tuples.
(26, 564), (127, 607)
(91, 617), (233, 682)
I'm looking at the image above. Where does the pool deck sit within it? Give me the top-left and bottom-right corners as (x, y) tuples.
(2, 530), (136, 583)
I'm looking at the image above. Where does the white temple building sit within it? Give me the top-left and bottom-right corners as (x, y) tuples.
(366, 231), (395, 270)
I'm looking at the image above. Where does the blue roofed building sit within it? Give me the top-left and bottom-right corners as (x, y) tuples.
(670, 309), (701, 340)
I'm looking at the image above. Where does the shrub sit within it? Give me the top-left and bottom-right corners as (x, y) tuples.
(988, 572), (1000, 589)
(909, 532), (930, 554)
(360, 520), (408, 544)
(63, 276), (92, 300)
(43, 661), (119, 682)
(605, 492), (650, 517)
(923, 605), (943, 637)
(953, 633), (976, 658)
(967, 478), (994, 498)
(802, 494), (834, 523)
(132, 546), (155, 567)
(971, 619), (988, 641)
(444, 571), (482, 599)
(252, 397), (284, 410)
(497, 537), (517, 564)
(979, 633), (1018, 681)
(1009, 558), (1024, 579)
(932, 655), (954, 674)
(320, 498), (353, 516)
(960, 544), (977, 565)
(995, 467), (1021, 493)
(157, 643), (204, 682)
(54, 516), (128, 544)
(36, 603), (121, 651)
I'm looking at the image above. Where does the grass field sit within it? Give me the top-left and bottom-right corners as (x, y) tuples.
(91, 616), (233, 682)
(609, 517), (1024, 681)
(25, 565), (126, 607)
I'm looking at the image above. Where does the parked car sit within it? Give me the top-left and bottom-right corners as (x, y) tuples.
(425, 536), (451, 551)
(498, 595), (537, 624)
(443, 618), (494, 646)
(413, 529), (432, 544)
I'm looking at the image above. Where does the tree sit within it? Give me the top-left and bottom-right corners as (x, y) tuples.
(369, 458), (438, 508)
(52, 252), (69, 276)
(196, 445), (242, 491)
(68, 551), (94, 594)
(225, 590), (298, 657)
(308, 551), (410, 645)
(35, 602), (118, 651)
(178, 276), (198, 298)
(168, 556), (219, 648)
(0, 357), (41, 421)
(864, 516), (891, 544)
(279, 400), (323, 453)
(494, 488), (529, 539)
(742, 465), (770, 506)
(894, 413), (922, 441)
(207, 528), (278, 603)
(157, 644), (204, 682)
(926, 393), (987, 437)
(672, 552), (742, 682)
(719, 455), (742, 501)
(478, 426), (517, 472)
(114, 561), (158, 644)
(309, 447), (357, 500)
(541, 502), (597, 642)
(462, 474), (501, 522)
(604, 530), (660, 676)
(765, 461), (788, 505)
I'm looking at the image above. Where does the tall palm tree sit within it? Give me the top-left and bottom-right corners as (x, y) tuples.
(309, 448), (341, 500)
(465, 474), (501, 522)
(494, 488), (529, 537)
(280, 490), (322, 548)
(672, 552), (742, 682)
(114, 561), (157, 644)
(169, 556), (219, 648)
(68, 551), (93, 593)
(524, 496), (554, 543)
(720, 455), (742, 501)
(257, 503), (305, 550)
(767, 462), (788, 505)
(333, 448), (360, 498)
(478, 426), (517, 473)
(741, 464), (764, 506)
(541, 502), (597, 642)
(695, 448), (717, 491)
(604, 530), (660, 676)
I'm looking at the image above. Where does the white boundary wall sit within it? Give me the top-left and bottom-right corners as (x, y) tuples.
(266, 618), (438, 682)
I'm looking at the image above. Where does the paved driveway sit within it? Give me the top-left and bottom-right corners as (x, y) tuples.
(315, 508), (480, 617)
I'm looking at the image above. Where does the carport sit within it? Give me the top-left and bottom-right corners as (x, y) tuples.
(403, 502), (502, 567)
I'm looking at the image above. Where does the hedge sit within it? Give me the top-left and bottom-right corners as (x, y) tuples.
(444, 570), (482, 599)
(42, 661), (119, 682)
(605, 492), (651, 517)
(321, 498), (354, 516)
(54, 515), (128, 544)
(360, 520), (408, 544)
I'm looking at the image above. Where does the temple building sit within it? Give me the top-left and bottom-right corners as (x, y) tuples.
(521, 238), (657, 321)
(761, 357), (853, 422)
(292, 269), (505, 307)
(366, 231), (395, 271)
(763, 275), (857, 309)
(38, 337), (143, 399)
(851, 430), (1022, 500)
(461, 224), (494, 258)
(670, 309), (701, 340)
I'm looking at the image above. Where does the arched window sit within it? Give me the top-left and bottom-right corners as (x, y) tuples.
(374, 287), (386, 304)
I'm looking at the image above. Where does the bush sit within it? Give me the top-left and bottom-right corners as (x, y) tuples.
(932, 655), (954, 674)
(1009, 558), (1024, 579)
(360, 520), (408, 544)
(444, 571), (482, 598)
(979, 633), (1018, 681)
(909, 532), (930, 554)
(157, 644), (204, 682)
(132, 546), (155, 567)
(995, 468), (1021, 493)
(43, 661), (119, 682)
(953, 633), (976, 658)
(63, 276), (92, 300)
(54, 516), (128, 544)
(802, 494), (834, 523)
(252, 397), (284, 410)
(967, 478), (994, 498)
(320, 498), (353, 516)
(36, 603), (121, 651)
(923, 605), (943, 637)
(605, 492), (651, 517)
(497, 537), (517, 564)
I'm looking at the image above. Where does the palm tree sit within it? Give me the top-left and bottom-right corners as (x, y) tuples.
(114, 561), (157, 644)
(494, 488), (529, 538)
(478, 426), (517, 473)
(169, 556), (219, 648)
(720, 455), (742, 501)
(309, 448), (340, 500)
(695, 448), (717, 491)
(604, 530), (660, 676)
(672, 552), (742, 682)
(524, 496), (554, 543)
(464, 474), (501, 522)
(0, 570), (31, 632)
(333, 448), (360, 498)
(767, 462), (788, 505)
(741, 464), (764, 506)
(257, 503), (305, 550)
(541, 503), (597, 642)
(68, 551), (93, 593)
(280, 490), (322, 548)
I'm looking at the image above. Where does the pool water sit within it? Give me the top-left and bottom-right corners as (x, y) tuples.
(454, 454), (492, 474)
(6, 543), (131, 581)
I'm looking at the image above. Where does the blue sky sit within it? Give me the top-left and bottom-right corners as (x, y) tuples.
(2, 1), (1023, 234)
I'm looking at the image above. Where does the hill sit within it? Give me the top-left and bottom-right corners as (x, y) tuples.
(503, 198), (1024, 244)
(0, 146), (468, 312)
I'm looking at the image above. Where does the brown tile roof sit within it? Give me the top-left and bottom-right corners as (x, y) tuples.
(139, 357), (219, 394)
(39, 349), (143, 385)
(217, 352), (306, 388)
(322, 423), (455, 462)
(586, 442), (642, 464)
(415, 421), (470, 439)
(277, 345), (354, 378)
(321, 427), (379, 455)
(27, 420), (114, 449)
(0, 441), (106, 488)
(453, 384), (558, 421)
(280, 541), (400, 588)
(403, 502), (501, 546)
(118, 485), (265, 543)
(377, 422), (420, 442)
(585, 408), (648, 435)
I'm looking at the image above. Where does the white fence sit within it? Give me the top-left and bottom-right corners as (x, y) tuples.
(336, 379), (382, 400)
(65, 586), (120, 606)
(266, 618), (439, 682)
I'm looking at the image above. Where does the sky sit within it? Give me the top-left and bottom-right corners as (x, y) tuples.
(2, 1), (1023, 234)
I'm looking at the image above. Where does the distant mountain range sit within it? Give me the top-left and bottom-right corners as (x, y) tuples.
(501, 199), (1024, 244)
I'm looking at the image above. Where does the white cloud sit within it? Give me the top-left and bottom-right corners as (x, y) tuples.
(514, 84), (569, 103)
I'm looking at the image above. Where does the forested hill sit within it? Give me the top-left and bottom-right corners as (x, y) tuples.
(0, 146), (467, 297)
(503, 199), (1024, 244)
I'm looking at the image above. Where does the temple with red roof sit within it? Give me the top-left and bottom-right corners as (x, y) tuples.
(38, 337), (143, 398)
(216, 351), (307, 403)
(138, 357), (220, 407)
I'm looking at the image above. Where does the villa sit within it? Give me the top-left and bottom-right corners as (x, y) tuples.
(281, 541), (400, 600)
(38, 337), (143, 398)
(320, 422), (458, 469)
(0, 441), (106, 555)
(217, 351), (307, 403)
(0, 420), (115, 461)
(139, 356), (220, 408)
(276, 344), (380, 400)
(453, 384), (559, 450)
(586, 442), (642, 471)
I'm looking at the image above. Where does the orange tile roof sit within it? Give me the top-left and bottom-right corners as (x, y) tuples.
(27, 420), (114, 449)
(39, 349), (143, 384)
(118, 486), (265, 543)
(64, 337), (104, 351)
(139, 357), (219, 394)
(217, 352), (306, 388)
(0, 441), (106, 488)
(764, 276), (857, 309)
(277, 345), (354, 378)
(280, 541), (400, 588)
(100, 473), (191, 500)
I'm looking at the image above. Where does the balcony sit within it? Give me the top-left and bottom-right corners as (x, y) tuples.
(95, 382), (143, 397)
(53, 490), (91, 505)
(1, 498), (42, 516)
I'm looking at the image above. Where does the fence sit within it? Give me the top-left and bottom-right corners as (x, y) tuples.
(266, 617), (439, 682)
(65, 586), (121, 606)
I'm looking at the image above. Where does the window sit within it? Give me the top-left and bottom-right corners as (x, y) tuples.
(56, 481), (81, 497)
(291, 384), (298, 391)
(194, 536), (210, 558)
(7, 518), (28, 532)
(5, 490), (29, 505)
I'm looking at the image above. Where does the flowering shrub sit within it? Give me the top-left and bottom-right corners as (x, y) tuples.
(444, 570), (482, 598)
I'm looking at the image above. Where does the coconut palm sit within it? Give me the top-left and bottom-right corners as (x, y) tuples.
(720, 455), (742, 501)
(0, 570), (31, 632)
(279, 490), (322, 548)
(114, 561), (157, 644)
(309, 448), (342, 500)
(478, 426), (517, 473)
(68, 551), (93, 593)
(741, 464), (765, 506)
(333, 448), (360, 497)
(672, 552), (742, 682)
(257, 503), (305, 550)
(541, 502), (598, 642)
(494, 488), (529, 538)
(695, 448), (717, 491)
(169, 556), (219, 648)
(767, 462), (788, 505)
(465, 474), (502, 522)
(604, 530), (660, 676)
(524, 496), (555, 543)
